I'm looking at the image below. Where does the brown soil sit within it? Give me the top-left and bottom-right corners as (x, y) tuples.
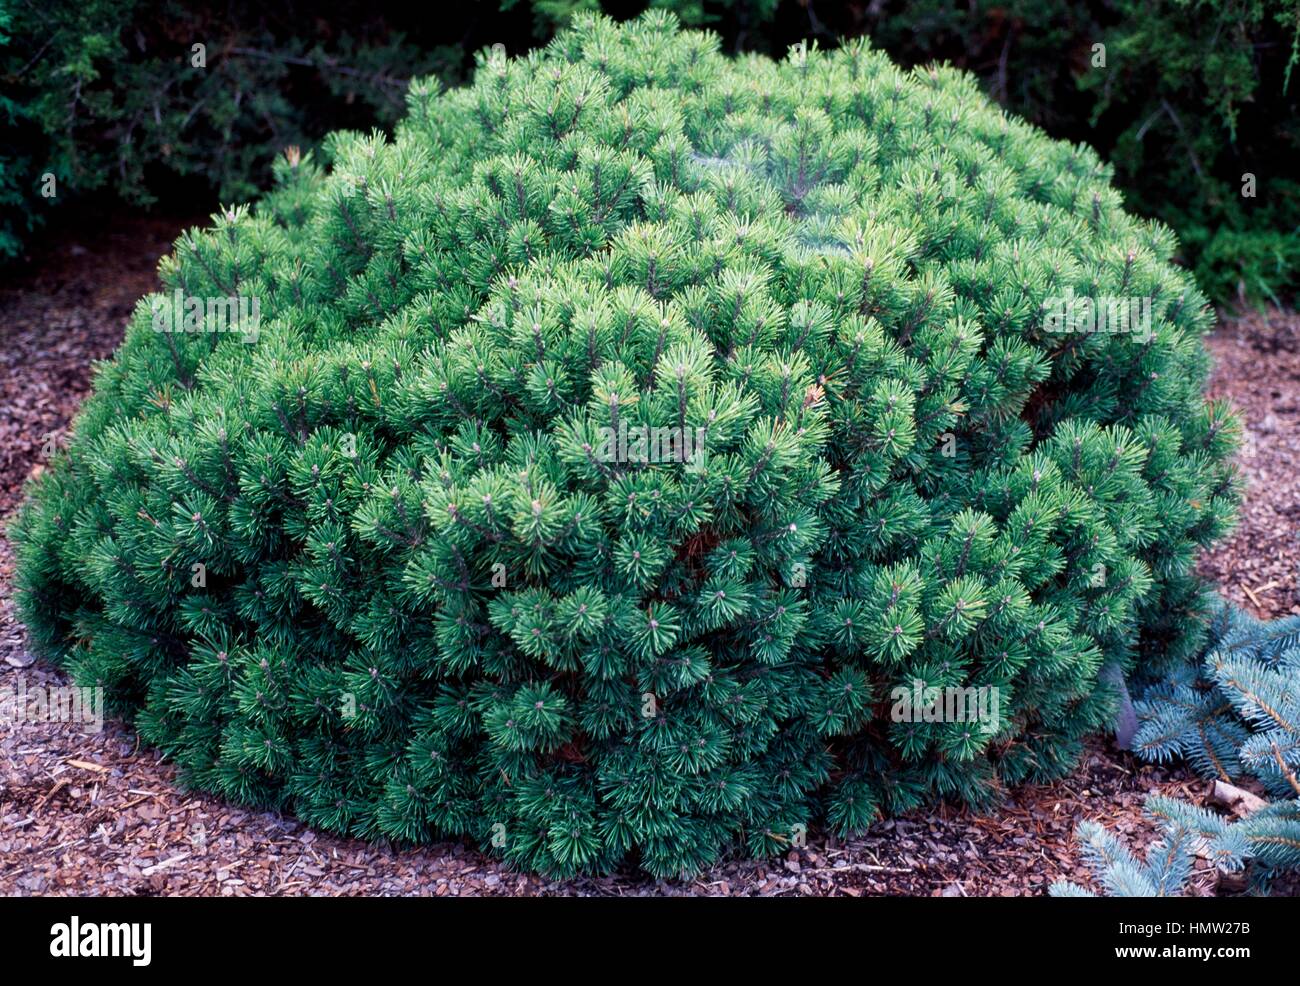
(1, 217), (1295, 896)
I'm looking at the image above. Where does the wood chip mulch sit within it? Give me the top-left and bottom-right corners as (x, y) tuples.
(1, 220), (1295, 895)
(1198, 308), (1300, 620)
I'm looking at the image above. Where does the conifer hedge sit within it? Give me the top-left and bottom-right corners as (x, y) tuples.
(13, 13), (1240, 877)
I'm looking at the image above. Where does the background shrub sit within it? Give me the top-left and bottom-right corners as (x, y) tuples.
(0, 0), (531, 260)
(14, 13), (1239, 877)
(660, 0), (1300, 306)
(863, 0), (1300, 307)
(5, 1), (1297, 306)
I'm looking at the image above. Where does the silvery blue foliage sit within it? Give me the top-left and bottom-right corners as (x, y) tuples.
(1058, 597), (1300, 896)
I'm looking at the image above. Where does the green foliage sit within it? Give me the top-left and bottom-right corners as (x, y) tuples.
(1081, 0), (1300, 307)
(677, 0), (1300, 305)
(0, 2), (44, 257)
(0, 0), (472, 261)
(5, 1), (1296, 304)
(857, 0), (1300, 307)
(13, 13), (1239, 877)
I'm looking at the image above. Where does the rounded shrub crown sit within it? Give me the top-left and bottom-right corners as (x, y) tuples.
(15, 12), (1238, 877)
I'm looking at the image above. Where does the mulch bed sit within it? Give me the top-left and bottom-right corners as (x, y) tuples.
(1, 218), (1295, 895)
(0, 216), (194, 519)
(1198, 308), (1300, 620)
(0, 699), (1208, 896)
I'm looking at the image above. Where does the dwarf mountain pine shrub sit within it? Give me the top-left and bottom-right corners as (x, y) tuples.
(13, 13), (1240, 877)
